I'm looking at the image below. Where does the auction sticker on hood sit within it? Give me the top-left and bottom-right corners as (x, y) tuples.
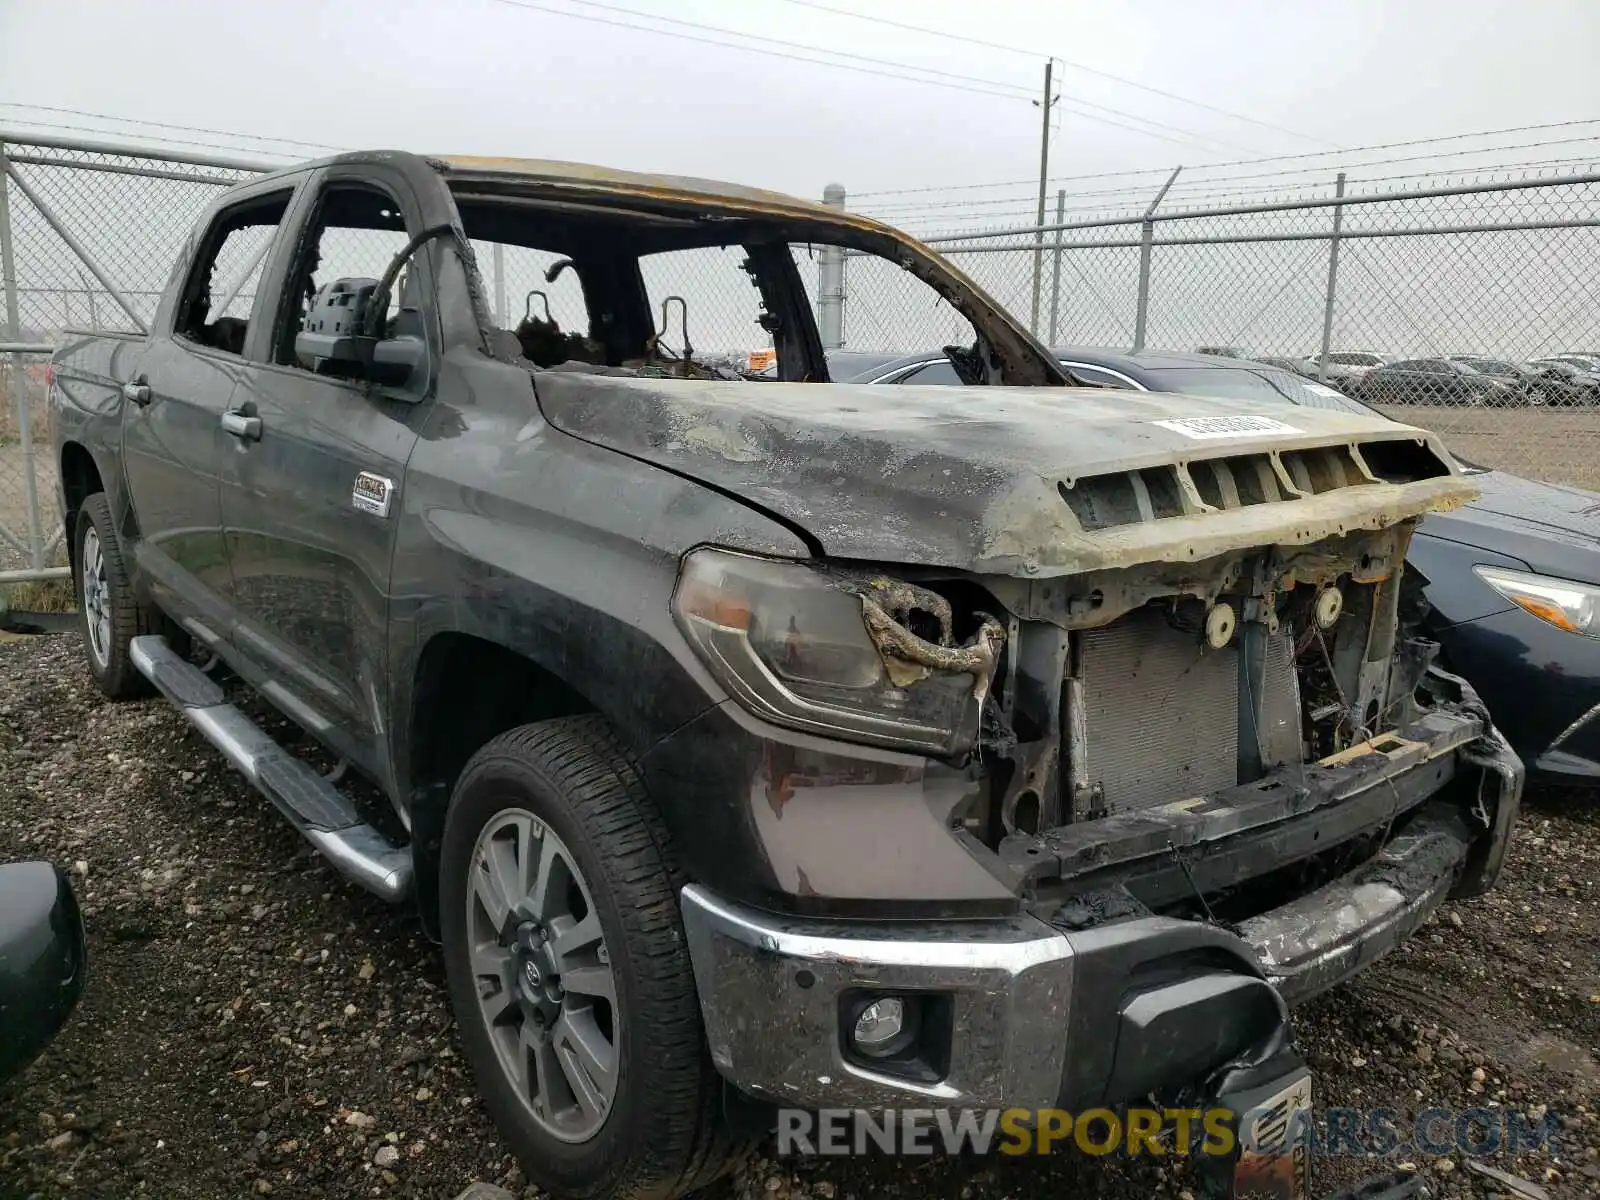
(1153, 414), (1303, 440)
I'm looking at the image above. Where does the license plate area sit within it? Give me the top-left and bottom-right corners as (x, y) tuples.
(1232, 1071), (1313, 1200)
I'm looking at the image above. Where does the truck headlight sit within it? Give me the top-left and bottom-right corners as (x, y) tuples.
(1474, 565), (1600, 637)
(672, 548), (1001, 755)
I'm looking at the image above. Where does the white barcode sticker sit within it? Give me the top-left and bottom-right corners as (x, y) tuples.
(1153, 414), (1303, 440)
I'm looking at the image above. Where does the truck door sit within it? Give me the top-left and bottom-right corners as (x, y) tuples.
(119, 183), (298, 642)
(217, 168), (440, 788)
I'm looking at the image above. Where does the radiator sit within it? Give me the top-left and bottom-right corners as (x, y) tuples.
(1077, 608), (1301, 813)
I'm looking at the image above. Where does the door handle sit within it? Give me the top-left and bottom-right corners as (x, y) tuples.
(221, 409), (263, 441)
(121, 378), (151, 406)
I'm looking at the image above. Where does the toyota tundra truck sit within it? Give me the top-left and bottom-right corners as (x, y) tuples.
(49, 150), (1520, 1200)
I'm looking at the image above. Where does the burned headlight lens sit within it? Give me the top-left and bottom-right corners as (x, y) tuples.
(1475, 565), (1600, 637)
(672, 548), (997, 756)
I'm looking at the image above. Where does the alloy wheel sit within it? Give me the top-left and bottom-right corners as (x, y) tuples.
(80, 527), (111, 669)
(466, 808), (618, 1143)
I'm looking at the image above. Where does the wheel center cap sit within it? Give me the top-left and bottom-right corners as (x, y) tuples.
(522, 960), (543, 991)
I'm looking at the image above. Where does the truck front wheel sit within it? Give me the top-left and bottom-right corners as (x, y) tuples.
(439, 714), (749, 1200)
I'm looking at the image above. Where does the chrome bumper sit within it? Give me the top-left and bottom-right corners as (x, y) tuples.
(679, 885), (1074, 1110)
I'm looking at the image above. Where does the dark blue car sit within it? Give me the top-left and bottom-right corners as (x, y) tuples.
(840, 346), (1600, 786)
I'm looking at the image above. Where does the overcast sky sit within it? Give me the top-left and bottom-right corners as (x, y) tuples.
(3, 0), (1599, 207)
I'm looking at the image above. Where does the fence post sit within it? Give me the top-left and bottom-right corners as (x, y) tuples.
(1047, 188), (1066, 347)
(1131, 166), (1182, 352)
(79, 269), (99, 329)
(818, 183), (846, 349)
(1317, 172), (1347, 383)
(0, 141), (44, 570)
(492, 241), (506, 328)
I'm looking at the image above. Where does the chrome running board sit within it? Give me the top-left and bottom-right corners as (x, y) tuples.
(130, 635), (413, 902)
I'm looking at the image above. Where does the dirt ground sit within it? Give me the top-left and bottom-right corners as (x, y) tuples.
(1370, 403), (1600, 492)
(0, 631), (1597, 1200)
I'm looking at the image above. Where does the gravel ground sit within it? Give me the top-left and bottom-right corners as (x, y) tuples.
(1, 631), (1597, 1200)
(1373, 404), (1600, 492)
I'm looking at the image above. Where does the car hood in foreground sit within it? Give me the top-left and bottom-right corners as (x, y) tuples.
(1422, 471), (1600, 579)
(536, 373), (1478, 576)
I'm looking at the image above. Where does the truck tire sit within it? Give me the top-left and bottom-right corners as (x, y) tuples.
(439, 715), (751, 1200)
(73, 493), (157, 700)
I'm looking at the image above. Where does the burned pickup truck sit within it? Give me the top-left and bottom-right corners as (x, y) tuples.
(50, 150), (1519, 1199)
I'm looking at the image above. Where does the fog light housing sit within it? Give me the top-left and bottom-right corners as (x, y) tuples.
(851, 998), (906, 1057)
(840, 991), (951, 1083)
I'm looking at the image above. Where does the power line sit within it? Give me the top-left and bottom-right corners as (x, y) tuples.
(544, 0), (1040, 96)
(0, 103), (340, 153)
(484, 0), (1032, 101)
(766, 0), (1333, 146)
(851, 119), (1600, 198)
(1055, 93), (1262, 157)
(0, 116), (301, 161)
(485, 0), (1259, 157)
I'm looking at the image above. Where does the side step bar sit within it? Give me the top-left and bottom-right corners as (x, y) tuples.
(130, 635), (413, 902)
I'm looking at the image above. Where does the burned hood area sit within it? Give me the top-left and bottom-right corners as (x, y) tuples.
(536, 368), (1476, 577)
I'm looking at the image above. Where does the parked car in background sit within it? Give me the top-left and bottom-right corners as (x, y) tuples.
(1355, 357), (1517, 406)
(1529, 358), (1600, 401)
(1194, 344), (1251, 358)
(0, 861), (87, 1083)
(1308, 351), (1391, 390)
(1548, 353), (1600, 374)
(1408, 473), (1600, 784)
(852, 347), (1365, 413)
(1255, 354), (1317, 377)
(823, 349), (906, 383)
(859, 345), (1599, 785)
(1448, 356), (1595, 406)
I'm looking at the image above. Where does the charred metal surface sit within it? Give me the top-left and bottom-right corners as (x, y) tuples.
(1004, 693), (1486, 896)
(537, 369), (1478, 578)
(1049, 884), (1150, 931)
(981, 525), (1415, 635)
(1386, 636), (1442, 729)
(1064, 669), (1097, 821)
(992, 623), (1071, 834)
(1237, 805), (1473, 1005)
(1452, 719), (1524, 898)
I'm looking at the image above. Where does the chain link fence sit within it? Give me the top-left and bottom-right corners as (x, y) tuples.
(0, 134), (270, 579)
(4, 133), (1598, 588)
(841, 172), (1600, 490)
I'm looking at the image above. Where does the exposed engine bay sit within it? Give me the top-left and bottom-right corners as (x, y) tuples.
(813, 512), (1508, 938)
(841, 520), (1430, 832)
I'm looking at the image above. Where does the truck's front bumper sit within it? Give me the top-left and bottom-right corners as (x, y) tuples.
(680, 705), (1522, 1113)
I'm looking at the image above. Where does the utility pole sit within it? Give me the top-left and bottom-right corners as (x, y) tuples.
(818, 183), (847, 349)
(1029, 59), (1058, 337)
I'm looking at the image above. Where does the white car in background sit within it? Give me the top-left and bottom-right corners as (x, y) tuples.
(1308, 350), (1392, 389)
